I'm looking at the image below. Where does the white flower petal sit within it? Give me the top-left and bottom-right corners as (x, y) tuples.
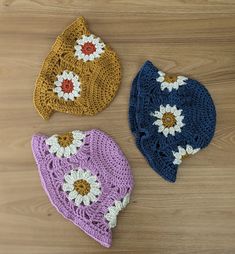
(186, 145), (193, 154)
(57, 75), (63, 82)
(96, 48), (104, 54)
(122, 194), (130, 208)
(62, 183), (74, 192)
(72, 90), (79, 97)
(158, 125), (165, 132)
(46, 135), (58, 144)
(91, 187), (101, 196)
(76, 169), (83, 179)
(160, 105), (166, 114)
(89, 54), (95, 61)
(108, 205), (119, 216)
(173, 152), (181, 160)
(70, 170), (78, 181)
(49, 144), (60, 154)
(109, 216), (117, 228)
(167, 85), (173, 92)
(158, 71), (165, 76)
(53, 87), (62, 93)
(169, 127), (175, 136)
(114, 200), (123, 212)
(62, 72), (68, 80)
(157, 76), (164, 82)
(155, 111), (163, 118)
(67, 72), (73, 80)
(73, 139), (83, 147)
(58, 91), (64, 98)
(90, 182), (100, 189)
(72, 131), (85, 139)
(163, 128), (169, 137)
(63, 93), (69, 100)
(75, 195), (83, 206)
(82, 195), (90, 206)
(64, 174), (74, 184)
(64, 146), (71, 158)
(154, 119), (163, 126)
(192, 148), (200, 154)
(178, 76), (187, 81)
(68, 93), (75, 101)
(176, 115), (184, 122)
(69, 144), (77, 155)
(87, 192), (97, 202)
(68, 190), (78, 200)
(82, 171), (91, 180)
(88, 175), (97, 184)
(104, 212), (113, 221)
(174, 109), (182, 116)
(93, 51), (100, 58)
(173, 158), (181, 165)
(56, 147), (64, 158)
(161, 83), (167, 91)
(54, 80), (62, 86)
(177, 122), (185, 128)
(166, 104), (171, 112)
(178, 147), (186, 156)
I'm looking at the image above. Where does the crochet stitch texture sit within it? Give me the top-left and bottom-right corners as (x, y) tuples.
(129, 61), (216, 182)
(33, 17), (121, 119)
(31, 129), (133, 247)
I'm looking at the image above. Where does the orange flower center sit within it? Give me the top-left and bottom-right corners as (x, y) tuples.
(164, 75), (178, 83)
(61, 79), (74, 93)
(81, 42), (96, 55)
(162, 112), (176, 128)
(74, 179), (91, 196)
(57, 132), (74, 147)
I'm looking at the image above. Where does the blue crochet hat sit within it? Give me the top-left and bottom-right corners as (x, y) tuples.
(129, 61), (216, 182)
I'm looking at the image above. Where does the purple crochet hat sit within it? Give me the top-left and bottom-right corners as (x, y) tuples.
(31, 129), (133, 248)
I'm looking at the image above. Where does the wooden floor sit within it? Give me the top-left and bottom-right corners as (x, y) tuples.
(1, 0), (235, 253)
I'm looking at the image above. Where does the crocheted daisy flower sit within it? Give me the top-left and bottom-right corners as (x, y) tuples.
(151, 104), (185, 137)
(156, 71), (188, 92)
(173, 145), (200, 165)
(46, 130), (86, 158)
(104, 193), (130, 228)
(74, 34), (105, 62)
(53, 70), (81, 101)
(62, 168), (101, 207)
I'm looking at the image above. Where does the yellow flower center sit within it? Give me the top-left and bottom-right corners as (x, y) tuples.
(73, 179), (91, 196)
(164, 75), (178, 83)
(182, 153), (189, 160)
(162, 112), (176, 128)
(57, 132), (74, 147)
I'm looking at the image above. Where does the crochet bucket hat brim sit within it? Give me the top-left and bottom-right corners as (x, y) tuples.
(129, 61), (216, 182)
(31, 129), (133, 247)
(33, 17), (121, 120)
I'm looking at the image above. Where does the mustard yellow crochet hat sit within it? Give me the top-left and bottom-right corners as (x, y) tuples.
(33, 17), (121, 119)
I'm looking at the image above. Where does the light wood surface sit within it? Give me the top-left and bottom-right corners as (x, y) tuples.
(1, 1), (235, 253)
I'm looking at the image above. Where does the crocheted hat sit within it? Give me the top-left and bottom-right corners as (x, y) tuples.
(33, 17), (121, 119)
(129, 61), (216, 182)
(31, 129), (133, 247)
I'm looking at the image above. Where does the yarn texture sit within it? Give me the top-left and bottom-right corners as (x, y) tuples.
(31, 129), (133, 247)
(33, 17), (121, 119)
(129, 61), (216, 182)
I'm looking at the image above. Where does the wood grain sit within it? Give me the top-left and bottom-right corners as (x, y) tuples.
(0, 0), (235, 253)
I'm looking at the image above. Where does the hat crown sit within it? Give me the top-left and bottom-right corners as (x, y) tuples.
(129, 61), (216, 182)
(31, 129), (133, 247)
(33, 17), (121, 119)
